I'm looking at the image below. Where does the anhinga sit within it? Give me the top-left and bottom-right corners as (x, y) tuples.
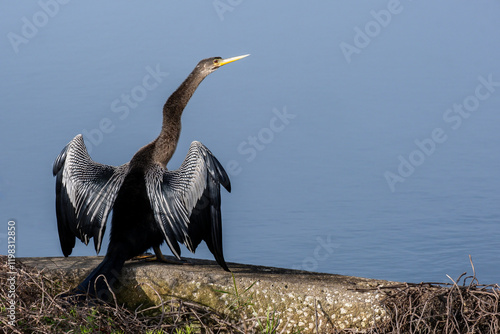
(53, 54), (248, 300)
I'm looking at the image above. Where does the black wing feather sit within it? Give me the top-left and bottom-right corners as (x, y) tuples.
(53, 134), (129, 256)
(146, 141), (231, 271)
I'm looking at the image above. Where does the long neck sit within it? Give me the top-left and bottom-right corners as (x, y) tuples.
(152, 67), (208, 166)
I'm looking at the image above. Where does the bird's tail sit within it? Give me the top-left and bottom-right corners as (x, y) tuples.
(73, 253), (127, 302)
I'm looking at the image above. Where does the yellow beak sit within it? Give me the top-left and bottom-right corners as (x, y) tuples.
(218, 54), (250, 66)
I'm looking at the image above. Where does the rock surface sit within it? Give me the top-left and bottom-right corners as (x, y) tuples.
(20, 256), (395, 333)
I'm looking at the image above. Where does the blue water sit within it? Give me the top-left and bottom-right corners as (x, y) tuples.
(1, 1), (499, 284)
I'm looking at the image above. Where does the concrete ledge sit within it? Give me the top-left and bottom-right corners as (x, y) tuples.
(20, 256), (395, 332)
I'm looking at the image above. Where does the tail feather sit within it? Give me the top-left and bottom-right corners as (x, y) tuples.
(74, 253), (127, 302)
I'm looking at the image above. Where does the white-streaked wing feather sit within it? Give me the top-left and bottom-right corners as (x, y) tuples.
(145, 141), (230, 269)
(53, 134), (129, 256)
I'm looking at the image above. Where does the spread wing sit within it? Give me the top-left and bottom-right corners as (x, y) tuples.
(146, 141), (231, 271)
(53, 134), (129, 256)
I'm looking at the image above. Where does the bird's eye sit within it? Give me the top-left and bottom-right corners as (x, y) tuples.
(213, 59), (219, 64)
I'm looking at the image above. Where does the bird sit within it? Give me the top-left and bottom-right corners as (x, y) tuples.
(53, 54), (249, 300)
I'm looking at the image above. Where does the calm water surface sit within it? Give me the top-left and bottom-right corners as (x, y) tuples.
(1, 2), (499, 284)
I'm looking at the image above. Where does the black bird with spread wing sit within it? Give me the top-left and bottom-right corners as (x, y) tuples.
(53, 54), (248, 300)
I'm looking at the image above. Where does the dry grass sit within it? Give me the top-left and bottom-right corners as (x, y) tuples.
(373, 276), (500, 333)
(351, 257), (500, 334)
(1, 255), (499, 333)
(0, 256), (257, 333)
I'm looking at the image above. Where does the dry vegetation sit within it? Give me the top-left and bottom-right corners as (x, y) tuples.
(361, 271), (500, 333)
(1, 255), (499, 333)
(0, 256), (261, 333)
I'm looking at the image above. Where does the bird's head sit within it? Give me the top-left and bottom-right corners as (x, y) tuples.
(196, 54), (250, 75)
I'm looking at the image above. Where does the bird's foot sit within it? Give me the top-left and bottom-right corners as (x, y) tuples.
(154, 254), (189, 265)
(131, 253), (155, 261)
(131, 253), (188, 265)
(153, 246), (189, 265)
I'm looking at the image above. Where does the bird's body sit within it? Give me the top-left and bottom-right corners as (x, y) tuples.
(108, 160), (162, 260)
(53, 55), (248, 300)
